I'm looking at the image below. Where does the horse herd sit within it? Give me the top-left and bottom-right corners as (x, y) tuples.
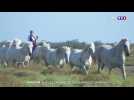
(0, 38), (131, 80)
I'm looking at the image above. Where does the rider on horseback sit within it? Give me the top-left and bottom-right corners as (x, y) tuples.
(28, 30), (38, 54)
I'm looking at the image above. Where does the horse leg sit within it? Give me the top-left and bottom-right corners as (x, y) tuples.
(43, 59), (48, 67)
(5, 61), (9, 67)
(1, 60), (7, 68)
(85, 65), (90, 74)
(3, 62), (7, 68)
(108, 67), (112, 75)
(59, 64), (64, 68)
(70, 63), (75, 71)
(101, 63), (104, 71)
(97, 63), (101, 73)
(22, 62), (26, 68)
(85, 65), (89, 70)
(0, 60), (2, 67)
(16, 62), (21, 68)
(120, 65), (126, 80)
(71, 66), (76, 72)
(81, 65), (88, 75)
(59, 59), (65, 68)
(24, 61), (29, 67)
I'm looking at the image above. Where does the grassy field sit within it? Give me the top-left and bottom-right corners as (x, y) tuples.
(0, 62), (134, 87)
(0, 45), (133, 87)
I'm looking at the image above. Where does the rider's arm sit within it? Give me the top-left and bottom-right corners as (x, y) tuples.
(33, 33), (38, 40)
(31, 36), (35, 41)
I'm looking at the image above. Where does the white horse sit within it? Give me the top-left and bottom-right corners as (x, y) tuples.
(32, 41), (51, 63)
(94, 38), (130, 80)
(69, 42), (95, 74)
(43, 46), (68, 68)
(0, 40), (14, 67)
(12, 38), (22, 48)
(5, 42), (33, 67)
(39, 40), (51, 49)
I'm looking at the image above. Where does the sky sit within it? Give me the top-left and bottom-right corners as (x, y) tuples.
(0, 12), (134, 43)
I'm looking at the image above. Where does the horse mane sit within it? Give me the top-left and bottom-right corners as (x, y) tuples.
(83, 45), (90, 51)
(112, 38), (130, 57)
(90, 42), (95, 53)
(116, 38), (128, 48)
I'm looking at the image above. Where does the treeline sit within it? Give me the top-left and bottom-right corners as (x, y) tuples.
(45, 39), (116, 49)
(49, 39), (87, 49)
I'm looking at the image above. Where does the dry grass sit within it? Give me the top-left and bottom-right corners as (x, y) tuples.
(0, 62), (134, 87)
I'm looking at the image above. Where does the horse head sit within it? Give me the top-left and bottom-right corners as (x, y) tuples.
(119, 38), (130, 56)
